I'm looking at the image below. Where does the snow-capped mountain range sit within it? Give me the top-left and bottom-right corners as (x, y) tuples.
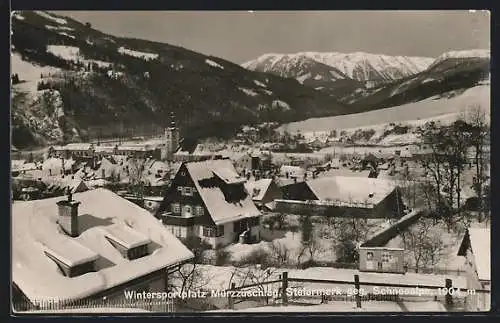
(242, 52), (435, 85)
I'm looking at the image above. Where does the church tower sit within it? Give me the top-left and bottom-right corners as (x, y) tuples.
(163, 112), (180, 160)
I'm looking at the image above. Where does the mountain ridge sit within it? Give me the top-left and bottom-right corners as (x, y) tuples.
(11, 10), (352, 149)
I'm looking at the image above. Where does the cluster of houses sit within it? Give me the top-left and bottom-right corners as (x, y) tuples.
(11, 115), (490, 312)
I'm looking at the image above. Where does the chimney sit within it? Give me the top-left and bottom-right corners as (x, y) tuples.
(56, 194), (81, 237)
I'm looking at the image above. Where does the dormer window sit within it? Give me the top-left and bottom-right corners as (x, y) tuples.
(104, 225), (151, 261)
(43, 239), (99, 278)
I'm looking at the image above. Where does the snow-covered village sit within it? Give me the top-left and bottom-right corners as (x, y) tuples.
(10, 10), (491, 314)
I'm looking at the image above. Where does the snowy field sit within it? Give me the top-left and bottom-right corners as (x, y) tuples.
(118, 47), (159, 61)
(279, 85), (489, 134)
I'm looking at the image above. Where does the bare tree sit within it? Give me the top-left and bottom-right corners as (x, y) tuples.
(462, 105), (490, 221)
(269, 240), (291, 267)
(228, 264), (279, 305)
(400, 217), (446, 273)
(127, 157), (148, 197)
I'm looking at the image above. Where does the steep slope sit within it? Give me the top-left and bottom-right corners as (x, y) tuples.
(345, 51), (490, 110)
(11, 11), (350, 149)
(242, 52), (434, 93)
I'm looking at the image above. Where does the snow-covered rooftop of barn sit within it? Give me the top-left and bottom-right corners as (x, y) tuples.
(12, 189), (193, 304)
(306, 176), (397, 206)
(184, 160), (261, 225)
(468, 228), (490, 281)
(245, 179), (273, 201)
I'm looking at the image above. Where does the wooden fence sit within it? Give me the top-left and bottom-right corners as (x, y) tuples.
(225, 271), (491, 312)
(13, 298), (175, 313)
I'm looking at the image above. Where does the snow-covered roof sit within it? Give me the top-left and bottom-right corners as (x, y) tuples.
(12, 189), (194, 304)
(104, 224), (152, 249)
(319, 169), (371, 178)
(42, 157), (76, 170)
(280, 165), (305, 174)
(143, 196), (165, 202)
(12, 162), (38, 172)
(306, 176), (398, 206)
(43, 177), (88, 193)
(212, 167), (246, 184)
(56, 143), (93, 150)
(184, 160), (261, 225)
(245, 179), (273, 201)
(12, 159), (26, 169)
(461, 228), (490, 281)
(117, 145), (154, 152)
(42, 235), (99, 267)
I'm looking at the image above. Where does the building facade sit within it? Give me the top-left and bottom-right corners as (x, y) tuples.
(155, 160), (261, 248)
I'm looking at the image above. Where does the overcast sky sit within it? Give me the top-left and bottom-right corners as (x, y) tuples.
(55, 10), (490, 64)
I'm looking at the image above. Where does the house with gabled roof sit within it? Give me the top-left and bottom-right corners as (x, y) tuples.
(12, 189), (193, 312)
(244, 178), (283, 211)
(155, 159), (262, 248)
(457, 228), (490, 289)
(457, 227), (491, 311)
(277, 176), (405, 218)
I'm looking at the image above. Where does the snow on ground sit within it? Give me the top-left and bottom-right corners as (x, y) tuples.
(205, 59), (224, 69)
(297, 73), (311, 84)
(430, 49), (490, 68)
(118, 47), (159, 61)
(58, 32), (76, 39)
(238, 87), (260, 97)
(272, 100), (291, 111)
(47, 45), (80, 61)
(45, 45), (112, 68)
(390, 78), (416, 97)
(330, 70), (345, 79)
(280, 85), (489, 133)
(35, 11), (68, 25)
(211, 301), (447, 312)
(422, 77), (435, 84)
(45, 25), (74, 31)
(254, 79), (267, 88)
(12, 11), (25, 20)
(11, 52), (62, 83)
(262, 89), (273, 95)
(314, 74), (323, 80)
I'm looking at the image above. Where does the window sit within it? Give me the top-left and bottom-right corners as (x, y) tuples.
(182, 205), (193, 217)
(175, 227), (182, 237)
(216, 225), (224, 237)
(171, 203), (181, 214)
(195, 206), (204, 216)
(128, 245), (148, 260)
(367, 252), (374, 261)
(177, 186), (183, 193)
(203, 226), (214, 237)
(382, 252), (392, 263)
(183, 187), (193, 196)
